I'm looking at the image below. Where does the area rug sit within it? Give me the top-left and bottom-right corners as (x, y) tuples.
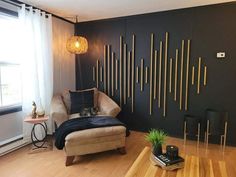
(28, 138), (53, 154)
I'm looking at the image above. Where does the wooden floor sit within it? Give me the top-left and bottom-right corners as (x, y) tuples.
(0, 131), (236, 177)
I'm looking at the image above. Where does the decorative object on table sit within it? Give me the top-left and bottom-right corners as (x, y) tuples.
(31, 101), (37, 118)
(166, 145), (179, 160)
(150, 145), (184, 171)
(145, 129), (167, 156)
(37, 109), (45, 117)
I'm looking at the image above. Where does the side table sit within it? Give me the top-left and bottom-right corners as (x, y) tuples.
(24, 116), (49, 149)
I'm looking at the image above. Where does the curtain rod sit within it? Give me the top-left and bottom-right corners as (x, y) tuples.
(1, 0), (74, 24)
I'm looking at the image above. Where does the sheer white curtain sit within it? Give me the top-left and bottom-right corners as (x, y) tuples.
(18, 5), (53, 142)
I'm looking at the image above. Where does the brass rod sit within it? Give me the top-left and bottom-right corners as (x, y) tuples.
(141, 58), (144, 91)
(93, 66), (95, 81)
(158, 41), (163, 108)
(119, 36), (123, 106)
(100, 66), (103, 82)
(192, 66), (195, 85)
(115, 59), (118, 90)
(103, 45), (107, 93)
(185, 40), (191, 111)
(131, 35), (135, 112)
(145, 67), (148, 83)
(204, 66), (207, 86)
(136, 66), (139, 83)
(154, 50), (157, 100)
(128, 52), (131, 97)
(111, 52), (114, 96)
(169, 58), (173, 93)
(179, 40), (184, 110)
(107, 45), (110, 96)
(174, 49), (178, 101)
(163, 32), (168, 117)
(96, 60), (99, 88)
(124, 44), (127, 104)
(149, 33), (154, 115)
(197, 57), (202, 94)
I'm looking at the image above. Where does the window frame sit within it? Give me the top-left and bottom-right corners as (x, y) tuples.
(0, 9), (22, 116)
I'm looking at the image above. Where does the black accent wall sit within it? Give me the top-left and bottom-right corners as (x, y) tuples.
(75, 2), (236, 145)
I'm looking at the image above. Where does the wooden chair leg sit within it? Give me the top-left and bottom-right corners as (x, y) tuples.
(117, 147), (126, 155)
(65, 156), (75, 166)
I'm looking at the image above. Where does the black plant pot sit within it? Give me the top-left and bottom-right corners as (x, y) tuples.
(152, 145), (163, 156)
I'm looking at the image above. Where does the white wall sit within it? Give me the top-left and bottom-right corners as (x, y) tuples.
(52, 17), (75, 94)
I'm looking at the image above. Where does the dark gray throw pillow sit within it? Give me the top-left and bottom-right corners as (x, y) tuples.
(69, 90), (94, 114)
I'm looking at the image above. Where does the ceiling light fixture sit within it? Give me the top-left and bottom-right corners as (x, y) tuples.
(66, 16), (88, 54)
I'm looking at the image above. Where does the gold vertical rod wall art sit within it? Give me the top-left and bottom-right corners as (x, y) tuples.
(128, 52), (131, 97)
(103, 45), (107, 93)
(107, 45), (110, 96)
(179, 40), (184, 110)
(131, 35), (135, 112)
(192, 66), (195, 85)
(115, 59), (118, 90)
(174, 49), (178, 101)
(149, 33), (154, 115)
(93, 66), (95, 81)
(111, 52), (114, 96)
(197, 57), (202, 94)
(154, 50), (157, 99)
(136, 66), (139, 83)
(185, 40), (191, 111)
(204, 66), (207, 86)
(119, 36), (123, 106)
(123, 44), (127, 104)
(96, 60), (99, 88)
(140, 58), (144, 91)
(100, 66), (103, 82)
(145, 67), (148, 83)
(163, 32), (168, 117)
(158, 41), (163, 108)
(169, 58), (173, 93)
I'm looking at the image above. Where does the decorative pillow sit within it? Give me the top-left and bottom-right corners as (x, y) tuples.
(62, 88), (98, 114)
(69, 90), (94, 114)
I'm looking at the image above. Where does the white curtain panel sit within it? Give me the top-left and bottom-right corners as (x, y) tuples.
(18, 5), (53, 142)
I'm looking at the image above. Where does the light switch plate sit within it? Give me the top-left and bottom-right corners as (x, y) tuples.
(217, 52), (225, 58)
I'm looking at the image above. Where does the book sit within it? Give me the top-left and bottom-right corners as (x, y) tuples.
(154, 153), (184, 166)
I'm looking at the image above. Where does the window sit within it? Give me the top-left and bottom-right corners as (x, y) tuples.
(0, 13), (22, 110)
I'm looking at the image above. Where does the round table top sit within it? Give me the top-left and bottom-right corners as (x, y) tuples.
(24, 116), (49, 124)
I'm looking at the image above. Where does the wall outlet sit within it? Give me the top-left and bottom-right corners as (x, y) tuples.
(217, 52), (225, 58)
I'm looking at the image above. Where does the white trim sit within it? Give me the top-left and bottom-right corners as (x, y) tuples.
(0, 134), (23, 146)
(0, 138), (30, 156)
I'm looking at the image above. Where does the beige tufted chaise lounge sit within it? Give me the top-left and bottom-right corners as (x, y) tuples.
(50, 88), (126, 166)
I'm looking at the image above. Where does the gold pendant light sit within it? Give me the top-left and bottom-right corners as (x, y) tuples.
(66, 16), (88, 54)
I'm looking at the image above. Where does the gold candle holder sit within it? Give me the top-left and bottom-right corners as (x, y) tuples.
(197, 57), (201, 94)
(154, 50), (157, 100)
(158, 41), (163, 108)
(124, 44), (127, 104)
(141, 58), (144, 91)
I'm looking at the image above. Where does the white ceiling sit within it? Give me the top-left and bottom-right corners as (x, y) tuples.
(20, 0), (235, 22)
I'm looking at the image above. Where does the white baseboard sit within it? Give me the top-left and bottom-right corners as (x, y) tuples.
(0, 137), (31, 156)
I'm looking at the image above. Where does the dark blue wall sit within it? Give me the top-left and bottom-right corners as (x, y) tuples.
(75, 2), (236, 145)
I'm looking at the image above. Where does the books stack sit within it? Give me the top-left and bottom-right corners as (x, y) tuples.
(150, 153), (185, 171)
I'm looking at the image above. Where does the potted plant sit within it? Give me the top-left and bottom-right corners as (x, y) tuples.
(145, 129), (167, 156)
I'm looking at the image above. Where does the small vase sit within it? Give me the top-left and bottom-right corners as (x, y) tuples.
(153, 145), (162, 156)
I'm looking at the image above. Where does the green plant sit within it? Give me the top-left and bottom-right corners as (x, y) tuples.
(145, 129), (167, 148)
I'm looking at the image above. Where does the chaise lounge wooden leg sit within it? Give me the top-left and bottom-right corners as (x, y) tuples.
(65, 156), (75, 166)
(117, 147), (126, 155)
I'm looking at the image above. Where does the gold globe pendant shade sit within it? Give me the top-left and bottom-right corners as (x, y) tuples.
(66, 36), (88, 54)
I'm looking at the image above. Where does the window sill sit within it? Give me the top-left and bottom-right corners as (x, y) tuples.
(0, 105), (22, 116)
